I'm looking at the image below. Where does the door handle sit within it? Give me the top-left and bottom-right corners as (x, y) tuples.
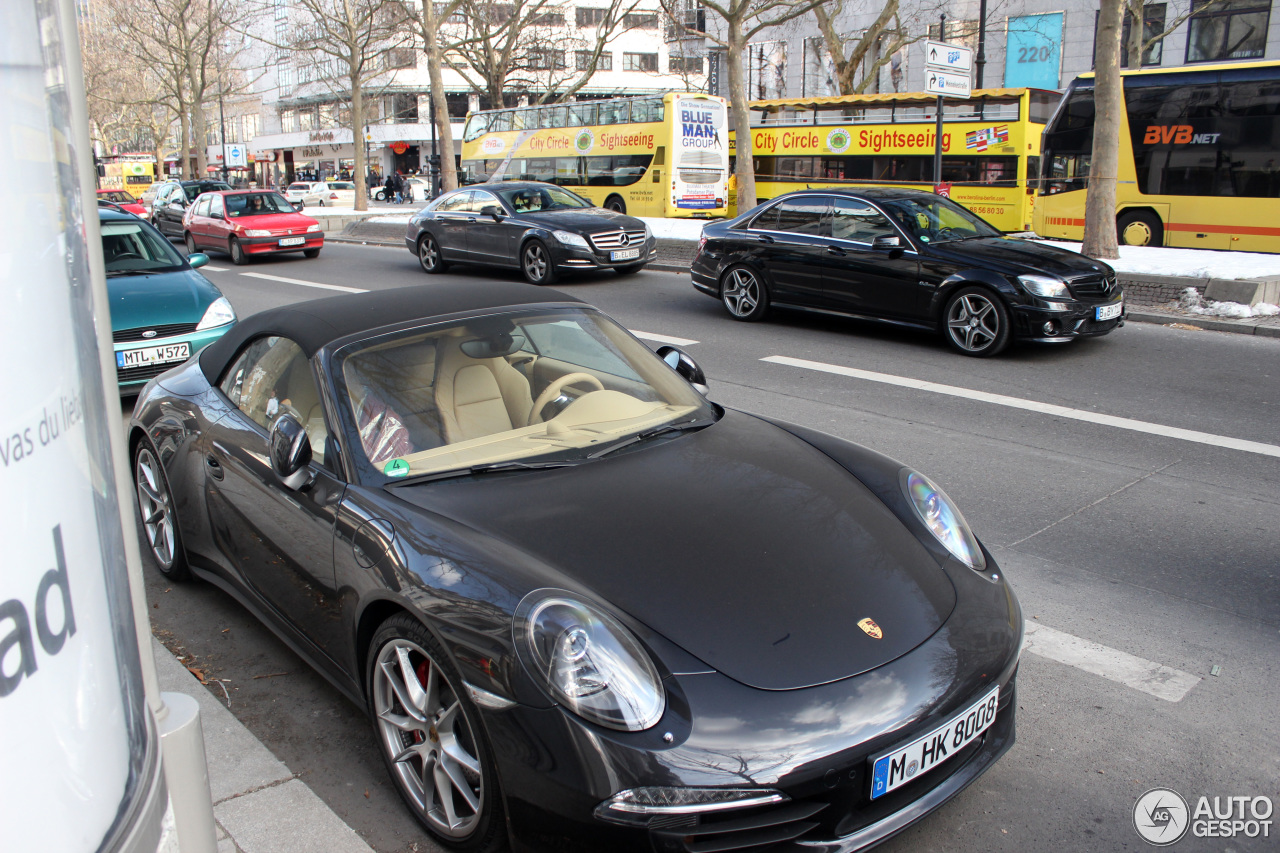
(205, 454), (224, 481)
(826, 246), (846, 255)
(464, 217), (477, 223)
(753, 234), (774, 244)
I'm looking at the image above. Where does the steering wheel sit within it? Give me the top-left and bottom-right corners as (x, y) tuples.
(113, 252), (143, 260)
(936, 227), (964, 241)
(527, 373), (604, 425)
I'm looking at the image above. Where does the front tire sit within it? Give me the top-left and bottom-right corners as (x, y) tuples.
(614, 263), (644, 276)
(944, 286), (1011, 357)
(184, 232), (197, 255)
(521, 239), (556, 285)
(134, 441), (190, 581)
(419, 235), (448, 273)
(368, 614), (505, 853)
(1117, 210), (1163, 247)
(720, 265), (769, 321)
(229, 237), (248, 265)
(303, 248), (320, 258)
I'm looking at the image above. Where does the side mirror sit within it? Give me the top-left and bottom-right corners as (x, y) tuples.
(269, 414), (313, 490)
(169, 199), (185, 209)
(480, 205), (504, 220)
(656, 345), (708, 395)
(293, 201), (304, 211)
(871, 235), (901, 250)
(187, 252), (209, 269)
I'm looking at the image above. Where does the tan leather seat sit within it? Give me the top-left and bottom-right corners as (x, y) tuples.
(434, 332), (533, 443)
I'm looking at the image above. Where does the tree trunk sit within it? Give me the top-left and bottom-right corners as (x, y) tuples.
(351, 76), (368, 211)
(1084, 0), (1123, 260)
(726, 21), (756, 211)
(178, 99), (191, 179)
(1125, 0), (1144, 67)
(423, 1), (458, 192)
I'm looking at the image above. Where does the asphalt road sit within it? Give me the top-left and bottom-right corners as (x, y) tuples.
(126, 240), (1280, 853)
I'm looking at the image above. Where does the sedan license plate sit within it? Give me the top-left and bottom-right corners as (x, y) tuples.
(1096, 302), (1122, 321)
(279, 236), (306, 246)
(116, 342), (190, 368)
(870, 685), (1000, 800)
(611, 248), (640, 261)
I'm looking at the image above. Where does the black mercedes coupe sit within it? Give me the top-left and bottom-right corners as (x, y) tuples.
(405, 181), (656, 284)
(129, 283), (1022, 853)
(691, 188), (1125, 357)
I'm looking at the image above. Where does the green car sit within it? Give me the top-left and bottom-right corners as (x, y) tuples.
(102, 209), (237, 392)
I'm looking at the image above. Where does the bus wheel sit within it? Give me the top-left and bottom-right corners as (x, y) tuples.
(1118, 210), (1163, 247)
(604, 195), (626, 214)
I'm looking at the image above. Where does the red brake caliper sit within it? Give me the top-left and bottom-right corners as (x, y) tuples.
(414, 658), (431, 744)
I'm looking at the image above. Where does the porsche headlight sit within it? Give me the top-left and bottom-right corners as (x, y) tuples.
(515, 592), (664, 731)
(1018, 274), (1069, 299)
(551, 230), (590, 250)
(195, 296), (236, 330)
(902, 471), (985, 570)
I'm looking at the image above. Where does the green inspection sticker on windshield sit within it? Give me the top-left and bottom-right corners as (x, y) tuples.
(384, 459), (410, 478)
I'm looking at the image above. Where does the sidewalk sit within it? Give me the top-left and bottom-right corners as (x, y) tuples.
(153, 638), (374, 853)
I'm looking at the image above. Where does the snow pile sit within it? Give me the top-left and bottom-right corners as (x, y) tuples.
(640, 217), (707, 240)
(1030, 239), (1280, 279)
(1178, 286), (1280, 318)
(363, 214), (416, 224)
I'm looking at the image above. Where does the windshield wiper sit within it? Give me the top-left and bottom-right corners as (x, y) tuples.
(106, 268), (162, 277)
(587, 418), (714, 460)
(393, 458), (581, 484)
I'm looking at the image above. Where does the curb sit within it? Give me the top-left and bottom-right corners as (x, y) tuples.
(1125, 309), (1280, 338)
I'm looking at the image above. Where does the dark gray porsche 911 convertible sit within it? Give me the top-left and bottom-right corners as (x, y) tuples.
(129, 282), (1022, 853)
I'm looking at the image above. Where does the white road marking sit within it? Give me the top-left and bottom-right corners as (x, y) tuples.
(239, 272), (367, 294)
(762, 355), (1280, 459)
(201, 265), (230, 272)
(1023, 622), (1201, 702)
(631, 330), (699, 346)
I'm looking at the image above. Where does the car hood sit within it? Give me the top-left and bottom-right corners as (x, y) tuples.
(107, 267), (222, 330)
(515, 207), (644, 234)
(924, 236), (1113, 279)
(394, 410), (957, 690)
(231, 212), (318, 230)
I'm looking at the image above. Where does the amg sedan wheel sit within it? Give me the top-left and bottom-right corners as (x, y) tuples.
(369, 616), (503, 851)
(419, 235), (447, 274)
(944, 287), (1011, 357)
(134, 442), (189, 580)
(521, 240), (556, 285)
(721, 266), (768, 321)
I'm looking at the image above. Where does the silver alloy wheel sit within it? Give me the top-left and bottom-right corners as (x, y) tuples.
(523, 243), (548, 282)
(135, 446), (176, 569)
(373, 639), (484, 838)
(419, 237), (439, 272)
(722, 268), (760, 317)
(947, 292), (1001, 352)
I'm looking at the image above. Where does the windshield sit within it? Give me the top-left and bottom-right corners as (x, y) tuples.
(288, 183), (310, 191)
(101, 220), (186, 274)
(183, 182), (231, 201)
(100, 191), (134, 203)
(337, 308), (715, 480)
(227, 192), (295, 216)
(879, 196), (1002, 243)
(497, 186), (592, 212)
(331, 182), (355, 190)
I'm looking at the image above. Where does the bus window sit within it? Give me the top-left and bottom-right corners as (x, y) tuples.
(598, 100), (630, 124)
(569, 102), (597, 126)
(542, 106), (568, 129)
(874, 157), (930, 182)
(525, 158), (556, 181)
(631, 99), (664, 123)
(1029, 92), (1059, 124)
(555, 157), (582, 185)
(613, 155), (652, 185)
(777, 157), (817, 178)
(464, 114), (489, 142)
(490, 111), (512, 133)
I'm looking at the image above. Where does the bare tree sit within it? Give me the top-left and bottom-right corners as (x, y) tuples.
(664, 0), (824, 210)
(811, 0), (916, 95)
(1123, 0), (1224, 68)
(417, 0), (468, 192)
(1084, 0), (1123, 260)
(264, 0), (415, 210)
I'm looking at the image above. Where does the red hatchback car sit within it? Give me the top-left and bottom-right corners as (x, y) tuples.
(183, 190), (323, 265)
(97, 189), (147, 216)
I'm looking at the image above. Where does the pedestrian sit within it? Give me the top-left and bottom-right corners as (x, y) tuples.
(393, 172), (405, 204)
(384, 173), (396, 203)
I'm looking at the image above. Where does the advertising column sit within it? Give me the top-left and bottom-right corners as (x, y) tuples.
(0, 1), (168, 851)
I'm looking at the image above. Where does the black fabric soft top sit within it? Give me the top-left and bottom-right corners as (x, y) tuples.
(198, 282), (582, 384)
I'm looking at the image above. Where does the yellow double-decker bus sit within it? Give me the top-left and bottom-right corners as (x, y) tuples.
(732, 88), (1060, 231)
(101, 159), (156, 200)
(460, 92), (729, 217)
(1036, 61), (1280, 252)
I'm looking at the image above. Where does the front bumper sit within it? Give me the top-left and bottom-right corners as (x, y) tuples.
(550, 237), (658, 272)
(487, 564), (1022, 853)
(239, 233), (324, 255)
(1012, 294), (1126, 342)
(113, 325), (233, 392)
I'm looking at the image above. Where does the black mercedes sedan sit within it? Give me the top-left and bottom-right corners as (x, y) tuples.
(130, 283), (1022, 853)
(405, 181), (656, 284)
(691, 188), (1125, 356)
